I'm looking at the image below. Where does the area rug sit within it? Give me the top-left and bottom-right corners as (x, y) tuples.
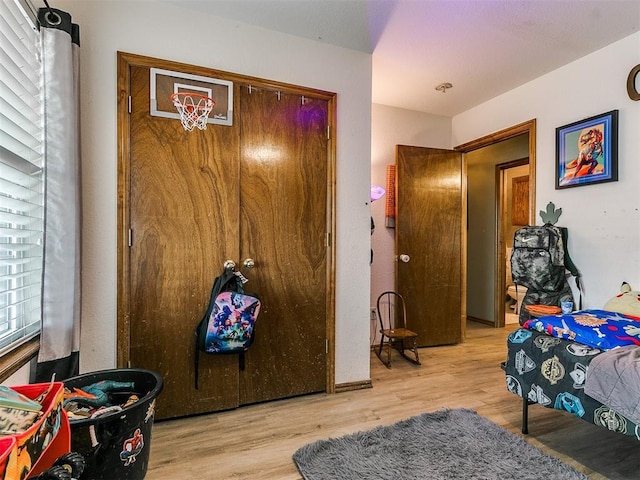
(292, 408), (587, 479)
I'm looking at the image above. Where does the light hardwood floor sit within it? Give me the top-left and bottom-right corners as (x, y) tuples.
(146, 322), (639, 479)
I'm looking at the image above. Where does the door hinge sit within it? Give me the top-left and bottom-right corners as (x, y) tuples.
(326, 125), (330, 140)
(325, 232), (331, 247)
(325, 339), (328, 354)
(127, 360), (131, 368)
(128, 96), (132, 114)
(128, 228), (133, 247)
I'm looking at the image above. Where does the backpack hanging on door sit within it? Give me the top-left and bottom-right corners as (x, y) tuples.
(194, 269), (261, 389)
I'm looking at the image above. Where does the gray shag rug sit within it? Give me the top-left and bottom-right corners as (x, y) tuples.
(293, 408), (588, 480)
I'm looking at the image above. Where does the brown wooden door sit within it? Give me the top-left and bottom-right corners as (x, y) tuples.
(238, 88), (328, 404)
(395, 146), (463, 347)
(125, 59), (330, 419)
(128, 65), (242, 418)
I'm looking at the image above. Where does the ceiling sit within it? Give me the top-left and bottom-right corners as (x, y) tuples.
(164, 0), (640, 117)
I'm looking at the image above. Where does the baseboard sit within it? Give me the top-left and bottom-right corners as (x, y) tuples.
(335, 380), (373, 393)
(467, 316), (494, 326)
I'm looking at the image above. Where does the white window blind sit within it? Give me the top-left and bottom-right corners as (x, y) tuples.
(0, 0), (43, 355)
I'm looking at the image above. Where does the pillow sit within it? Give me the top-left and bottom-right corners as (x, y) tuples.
(604, 282), (640, 317)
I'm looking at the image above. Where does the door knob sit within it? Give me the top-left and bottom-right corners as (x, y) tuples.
(243, 258), (255, 269)
(223, 260), (236, 272)
(399, 254), (410, 263)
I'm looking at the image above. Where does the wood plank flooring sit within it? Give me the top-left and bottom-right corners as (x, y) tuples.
(146, 322), (639, 479)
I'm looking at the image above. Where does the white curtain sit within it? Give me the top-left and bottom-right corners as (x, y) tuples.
(32, 7), (81, 382)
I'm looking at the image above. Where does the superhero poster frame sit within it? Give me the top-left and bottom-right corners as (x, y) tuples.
(555, 110), (618, 189)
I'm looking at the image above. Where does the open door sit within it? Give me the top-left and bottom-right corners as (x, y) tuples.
(395, 145), (464, 347)
(394, 121), (536, 341)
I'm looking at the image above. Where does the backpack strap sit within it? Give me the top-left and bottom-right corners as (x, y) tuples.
(195, 340), (200, 390)
(558, 227), (579, 277)
(558, 227), (583, 310)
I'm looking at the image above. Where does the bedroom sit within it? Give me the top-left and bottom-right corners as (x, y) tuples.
(1, 0), (639, 478)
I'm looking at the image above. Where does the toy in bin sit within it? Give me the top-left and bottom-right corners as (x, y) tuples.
(26, 452), (85, 480)
(0, 386), (42, 435)
(62, 369), (162, 480)
(63, 380), (135, 412)
(0, 382), (75, 480)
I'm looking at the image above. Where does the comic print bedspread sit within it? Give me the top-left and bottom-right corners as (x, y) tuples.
(522, 309), (640, 351)
(505, 327), (640, 440)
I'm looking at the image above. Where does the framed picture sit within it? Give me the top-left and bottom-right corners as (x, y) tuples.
(555, 110), (618, 189)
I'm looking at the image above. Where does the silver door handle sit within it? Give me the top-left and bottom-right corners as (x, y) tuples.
(224, 260), (236, 272)
(399, 254), (410, 263)
(243, 258), (255, 269)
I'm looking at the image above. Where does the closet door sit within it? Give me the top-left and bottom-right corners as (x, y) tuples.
(128, 64), (241, 418)
(238, 88), (328, 404)
(120, 54), (333, 419)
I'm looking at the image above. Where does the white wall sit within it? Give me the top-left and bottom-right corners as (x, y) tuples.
(454, 33), (640, 308)
(54, 0), (373, 385)
(370, 103), (451, 324)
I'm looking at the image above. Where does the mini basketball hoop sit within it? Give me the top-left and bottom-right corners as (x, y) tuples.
(171, 92), (215, 131)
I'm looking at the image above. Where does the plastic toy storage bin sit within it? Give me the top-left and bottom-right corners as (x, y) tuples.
(64, 369), (163, 480)
(1, 382), (70, 480)
(0, 437), (15, 479)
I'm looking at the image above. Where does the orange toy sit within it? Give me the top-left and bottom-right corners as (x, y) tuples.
(525, 304), (562, 317)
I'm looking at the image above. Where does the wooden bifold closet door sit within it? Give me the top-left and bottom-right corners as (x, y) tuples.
(119, 53), (333, 419)
(237, 87), (329, 406)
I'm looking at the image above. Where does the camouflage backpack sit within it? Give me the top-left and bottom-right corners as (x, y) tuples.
(510, 224), (566, 292)
(510, 223), (582, 324)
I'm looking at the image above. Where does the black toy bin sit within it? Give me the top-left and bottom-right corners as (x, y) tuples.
(63, 368), (163, 480)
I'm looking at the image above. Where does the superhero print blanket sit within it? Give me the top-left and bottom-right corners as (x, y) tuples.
(523, 309), (640, 351)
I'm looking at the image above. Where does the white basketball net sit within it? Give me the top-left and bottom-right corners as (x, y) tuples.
(171, 93), (215, 131)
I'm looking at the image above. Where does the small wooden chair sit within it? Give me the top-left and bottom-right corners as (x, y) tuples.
(375, 291), (421, 368)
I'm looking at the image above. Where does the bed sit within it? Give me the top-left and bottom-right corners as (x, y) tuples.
(503, 309), (640, 440)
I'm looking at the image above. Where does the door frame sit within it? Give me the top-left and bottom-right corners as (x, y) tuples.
(454, 119), (536, 329)
(116, 51), (337, 393)
(496, 158), (530, 327)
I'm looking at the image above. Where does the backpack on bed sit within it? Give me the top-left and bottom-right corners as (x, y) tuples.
(511, 223), (582, 324)
(510, 224), (566, 292)
(194, 269), (261, 389)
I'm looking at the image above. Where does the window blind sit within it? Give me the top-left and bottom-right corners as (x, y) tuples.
(0, 0), (43, 355)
